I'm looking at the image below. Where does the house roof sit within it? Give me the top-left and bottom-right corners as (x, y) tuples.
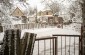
(11, 2), (30, 16)
(11, 7), (24, 16)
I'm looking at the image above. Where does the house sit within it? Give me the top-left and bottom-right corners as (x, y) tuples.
(11, 7), (24, 17)
(11, 7), (28, 23)
(42, 10), (52, 15)
(38, 10), (53, 16)
(54, 15), (63, 24)
(11, 2), (30, 24)
(37, 10), (63, 25)
(37, 10), (53, 24)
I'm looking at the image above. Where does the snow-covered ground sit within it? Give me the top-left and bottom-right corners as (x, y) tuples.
(33, 37), (79, 55)
(21, 27), (80, 55)
(63, 23), (81, 33)
(0, 27), (80, 55)
(21, 27), (80, 38)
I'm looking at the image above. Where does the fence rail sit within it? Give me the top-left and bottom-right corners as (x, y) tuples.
(53, 34), (81, 55)
(0, 29), (81, 55)
(33, 37), (57, 55)
(33, 35), (81, 55)
(2, 23), (60, 31)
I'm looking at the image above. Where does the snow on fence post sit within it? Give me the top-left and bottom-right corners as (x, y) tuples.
(20, 32), (36, 55)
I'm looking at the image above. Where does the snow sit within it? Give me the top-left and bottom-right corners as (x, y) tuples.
(0, 26), (80, 41)
(0, 0), (82, 55)
(0, 32), (4, 41)
(12, 20), (23, 25)
(21, 27), (80, 38)
(24, 27), (80, 55)
(0, 27), (80, 55)
(20, 27), (80, 55)
(63, 23), (81, 32)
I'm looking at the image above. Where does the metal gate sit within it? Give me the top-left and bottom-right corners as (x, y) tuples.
(53, 35), (81, 55)
(33, 35), (81, 55)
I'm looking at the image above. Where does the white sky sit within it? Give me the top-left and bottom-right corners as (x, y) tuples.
(27, 0), (45, 11)
(26, 0), (73, 11)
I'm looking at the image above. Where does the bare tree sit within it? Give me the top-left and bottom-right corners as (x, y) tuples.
(81, 0), (85, 55)
(41, 0), (60, 15)
(69, 0), (82, 20)
(0, 0), (12, 24)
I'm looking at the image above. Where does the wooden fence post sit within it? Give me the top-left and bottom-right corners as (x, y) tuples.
(13, 29), (21, 55)
(1, 29), (21, 55)
(21, 32), (36, 55)
(21, 32), (30, 55)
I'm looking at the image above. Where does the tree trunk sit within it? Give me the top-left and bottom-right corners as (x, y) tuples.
(81, 0), (85, 55)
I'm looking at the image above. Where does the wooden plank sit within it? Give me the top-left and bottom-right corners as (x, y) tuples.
(21, 32), (30, 55)
(1, 29), (21, 55)
(21, 32), (36, 55)
(25, 33), (36, 55)
(13, 29), (21, 55)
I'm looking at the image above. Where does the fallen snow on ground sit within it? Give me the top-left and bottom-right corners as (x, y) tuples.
(0, 27), (80, 41)
(0, 27), (80, 55)
(63, 23), (81, 33)
(21, 27), (80, 55)
(21, 27), (80, 38)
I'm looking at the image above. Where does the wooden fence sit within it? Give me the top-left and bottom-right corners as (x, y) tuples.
(0, 29), (81, 55)
(0, 29), (36, 55)
(2, 23), (57, 31)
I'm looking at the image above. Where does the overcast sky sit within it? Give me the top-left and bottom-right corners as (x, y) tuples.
(27, 0), (45, 11)
(26, 0), (74, 11)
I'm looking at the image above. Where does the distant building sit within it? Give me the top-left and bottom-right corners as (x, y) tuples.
(11, 7), (24, 17)
(11, 7), (28, 23)
(37, 10), (63, 27)
(38, 10), (53, 16)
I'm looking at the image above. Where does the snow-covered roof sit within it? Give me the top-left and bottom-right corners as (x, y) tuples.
(11, 7), (25, 16)
(11, 2), (30, 16)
